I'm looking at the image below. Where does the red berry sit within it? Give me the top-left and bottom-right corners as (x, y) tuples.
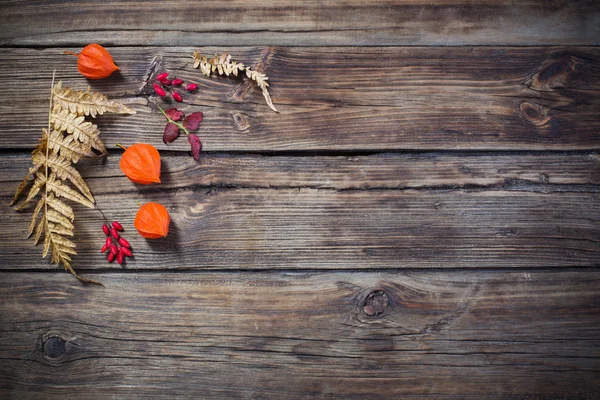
(112, 221), (124, 231)
(156, 72), (169, 81)
(116, 250), (124, 265)
(102, 224), (109, 236)
(172, 78), (184, 86)
(121, 247), (133, 257)
(162, 79), (172, 86)
(105, 237), (112, 248)
(185, 83), (198, 92)
(111, 227), (120, 238)
(118, 237), (131, 248)
(101, 243), (109, 253)
(107, 251), (115, 263)
(153, 83), (166, 97)
(110, 244), (118, 255)
(173, 92), (183, 102)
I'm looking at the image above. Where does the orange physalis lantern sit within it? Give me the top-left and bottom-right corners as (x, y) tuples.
(134, 202), (170, 239)
(65, 43), (120, 79)
(119, 143), (161, 184)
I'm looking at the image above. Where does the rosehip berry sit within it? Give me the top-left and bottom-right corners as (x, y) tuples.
(156, 72), (169, 82)
(153, 83), (166, 97)
(116, 250), (124, 265)
(118, 237), (130, 248)
(102, 224), (110, 236)
(172, 78), (184, 86)
(120, 247), (133, 257)
(110, 244), (118, 255)
(104, 237), (112, 248)
(172, 92), (183, 102)
(107, 251), (115, 263)
(185, 83), (198, 92)
(101, 243), (109, 253)
(112, 221), (124, 231)
(111, 227), (120, 238)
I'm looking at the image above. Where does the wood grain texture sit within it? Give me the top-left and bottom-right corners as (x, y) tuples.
(2, 184), (599, 271)
(0, 0), (598, 46)
(0, 46), (599, 151)
(0, 271), (599, 399)
(1, 151), (599, 194)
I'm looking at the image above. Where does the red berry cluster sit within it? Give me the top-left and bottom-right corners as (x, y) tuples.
(153, 71), (198, 102)
(101, 221), (132, 264)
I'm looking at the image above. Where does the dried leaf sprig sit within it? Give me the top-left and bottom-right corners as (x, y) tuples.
(11, 73), (135, 284)
(192, 51), (278, 113)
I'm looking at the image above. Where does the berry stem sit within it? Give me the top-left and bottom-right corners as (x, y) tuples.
(115, 143), (127, 151)
(157, 105), (190, 135)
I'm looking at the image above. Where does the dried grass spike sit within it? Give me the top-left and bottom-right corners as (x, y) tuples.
(192, 51), (278, 112)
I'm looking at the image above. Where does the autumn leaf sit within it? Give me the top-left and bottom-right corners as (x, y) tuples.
(188, 134), (202, 161)
(163, 123), (180, 143)
(182, 112), (203, 131)
(164, 107), (184, 121)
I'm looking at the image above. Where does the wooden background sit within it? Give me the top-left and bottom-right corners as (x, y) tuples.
(1, 1), (599, 398)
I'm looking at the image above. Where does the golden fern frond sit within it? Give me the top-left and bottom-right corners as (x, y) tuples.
(47, 129), (92, 163)
(46, 173), (95, 209)
(45, 153), (94, 202)
(50, 105), (106, 154)
(192, 51), (278, 113)
(53, 80), (136, 117)
(13, 77), (134, 285)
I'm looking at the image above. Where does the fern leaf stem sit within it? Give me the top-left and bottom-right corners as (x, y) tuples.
(44, 71), (56, 253)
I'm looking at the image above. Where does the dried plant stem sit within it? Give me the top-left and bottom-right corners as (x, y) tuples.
(158, 106), (190, 135)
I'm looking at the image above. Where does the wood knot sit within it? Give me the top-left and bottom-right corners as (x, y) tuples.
(529, 56), (577, 90)
(519, 101), (550, 127)
(43, 336), (66, 359)
(363, 290), (389, 317)
(232, 112), (250, 131)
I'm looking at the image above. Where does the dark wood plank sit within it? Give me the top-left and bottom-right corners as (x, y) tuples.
(1, 152), (598, 195)
(0, 0), (598, 46)
(2, 182), (599, 270)
(1, 46), (599, 151)
(0, 270), (598, 398)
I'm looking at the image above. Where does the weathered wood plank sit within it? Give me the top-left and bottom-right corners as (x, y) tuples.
(2, 185), (599, 271)
(1, 151), (599, 195)
(0, 0), (598, 46)
(1, 46), (599, 151)
(0, 271), (598, 398)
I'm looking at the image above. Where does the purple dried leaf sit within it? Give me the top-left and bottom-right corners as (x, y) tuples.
(165, 107), (184, 121)
(163, 123), (180, 143)
(182, 112), (203, 131)
(188, 134), (202, 161)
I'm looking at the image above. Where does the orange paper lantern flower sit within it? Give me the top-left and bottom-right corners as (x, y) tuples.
(134, 202), (170, 239)
(65, 43), (120, 79)
(119, 143), (161, 184)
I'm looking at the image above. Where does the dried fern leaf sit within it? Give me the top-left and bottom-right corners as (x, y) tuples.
(50, 106), (107, 154)
(53, 81), (136, 117)
(48, 222), (74, 237)
(27, 197), (45, 237)
(192, 51), (278, 113)
(33, 218), (45, 244)
(47, 175), (95, 209)
(46, 153), (94, 202)
(47, 129), (92, 163)
(11, 168), (35, 206)
(14, 77), (133, 285)
(16, 174), (46, 211)
(46, 195), (75, 221)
